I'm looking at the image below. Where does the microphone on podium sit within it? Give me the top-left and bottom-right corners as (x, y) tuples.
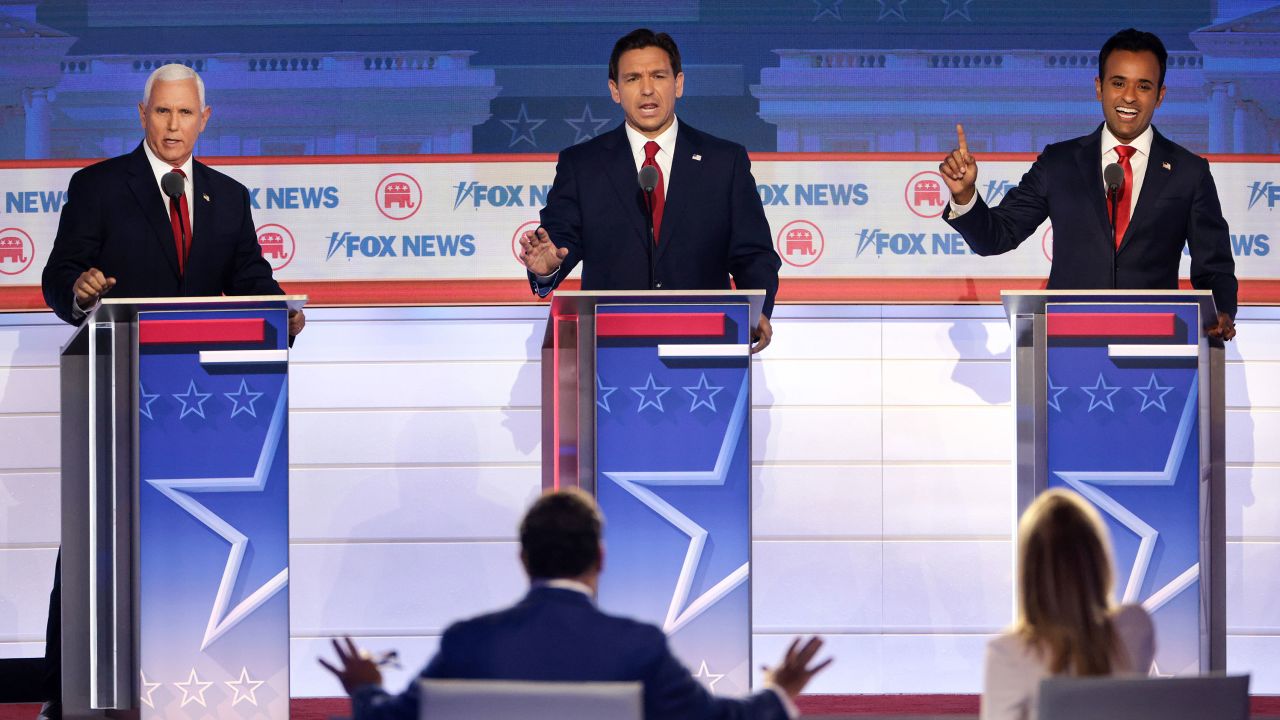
(1103, 162), (1125, 241)
(638, 165), (659, 194)
(161, 170), (185, 200)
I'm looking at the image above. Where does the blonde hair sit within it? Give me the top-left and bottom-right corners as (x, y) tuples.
(1015, 488), (1125, 676)
(143, 64), (206, 109)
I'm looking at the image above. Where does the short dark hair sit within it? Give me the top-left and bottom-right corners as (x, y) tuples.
(519, 489), (603, 580)
(1099, 28), (1168, 88)
(608, 28), (682, 83)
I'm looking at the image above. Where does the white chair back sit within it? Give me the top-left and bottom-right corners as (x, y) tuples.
(1038, 674), (1250, 720)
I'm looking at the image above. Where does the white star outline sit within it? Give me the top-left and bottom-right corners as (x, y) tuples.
(564, 104), (611, 144)
(1055, 375), (1199, 607)
(597, 374), (618, 413)
(225, 378), (265, 418)
(139, 383), (160, 420)
(139, 670), (161, 708)
(174, 668), (214, 708)
(1081, 372), (1121, 412)
(500, 103), (546, 149)
(632, 373), (671, 413)
(877, 0), (907, 20)
(603, 376), (750, 635)
(225, 666), (266, 706)
(683, 373), (724, 412)
(1133, 373), (1175, 413)
(1046, 376), (1068, 412)
(145, 383), (289, 650)
(693, 660), (725, 691)
(173, 379), (213, 419)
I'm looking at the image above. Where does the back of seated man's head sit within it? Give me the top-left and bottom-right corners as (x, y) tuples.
(519, 488), (603, 581)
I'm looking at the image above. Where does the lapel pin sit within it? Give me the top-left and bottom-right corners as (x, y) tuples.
(1161, 162), (1171, 171)
(692, 154), (702, 161)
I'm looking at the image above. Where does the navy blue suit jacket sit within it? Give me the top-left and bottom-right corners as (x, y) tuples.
(42, 143), (282, 324)
(533, 123), (781, 316)
(352, 587), (788, 720)
(945, 125), (1237, 317)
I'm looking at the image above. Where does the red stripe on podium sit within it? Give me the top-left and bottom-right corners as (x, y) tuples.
(596, 312), (725, 337)
(1046, 313), (1176, 337)
(139, 318), (266, 345)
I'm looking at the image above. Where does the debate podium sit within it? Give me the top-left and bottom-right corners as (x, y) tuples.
(542, 290), (763, 695)
(1004, 289), (1226, 675)
(59, 295), (303, 719)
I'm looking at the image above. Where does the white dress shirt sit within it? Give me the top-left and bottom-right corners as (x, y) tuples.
(949, 124), (1155, 220)
(622, 116), (678, 200)
(980, 604), (1156, 720)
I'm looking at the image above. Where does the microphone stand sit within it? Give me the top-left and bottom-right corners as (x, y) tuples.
(642, 188), (656, 290)
(1106, 186), (1119, 289)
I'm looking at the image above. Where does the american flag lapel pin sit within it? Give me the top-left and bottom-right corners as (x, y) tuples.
(1161, 162), (1171, 171)
(692, 154), (702, 161)
(202, 193), (210, 202)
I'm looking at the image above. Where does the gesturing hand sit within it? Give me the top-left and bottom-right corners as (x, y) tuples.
(763, 636), (832, 700)
(938, 123), (979, 205)
(518, 226), (569, 276)
(1205, 312), (1236, 342)
(317, 636), (383, 696)
(73, 268), (117, 309)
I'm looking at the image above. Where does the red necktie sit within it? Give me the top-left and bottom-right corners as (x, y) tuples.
(1113, 145), (1136, 248)
(643, 141), (665, 244)
(169, 167), (192, 274)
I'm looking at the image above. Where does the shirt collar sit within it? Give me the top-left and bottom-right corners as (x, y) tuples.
(623, 116), (679, 159)
(1101, 123), (1154, 160)
(141, 141), (194, 185)
(535, 578), (595, 598)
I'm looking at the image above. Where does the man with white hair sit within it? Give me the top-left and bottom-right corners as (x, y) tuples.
(36, 64), (302, 720)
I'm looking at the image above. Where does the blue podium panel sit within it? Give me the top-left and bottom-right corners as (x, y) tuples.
(594, 303), (752, 694)
(1045, 303), (1202, 676)
(137, 309), (290, 719)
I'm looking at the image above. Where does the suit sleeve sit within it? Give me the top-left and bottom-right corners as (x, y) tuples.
(641, 626), (787, 720)
(224, 183), (283, 297)
(41, 170), (103, 325)
(979, 637), (1031, 720)
(946, 151), (1053, 257)
(533, 150), (585, 294)
(726, 145), (781, 318)
(1185, 158), (1237, 318)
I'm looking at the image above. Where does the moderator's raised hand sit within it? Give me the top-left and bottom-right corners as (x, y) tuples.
(764, 636), (832, 700)
(518, 226), (569, 276)
(938, 123), (978, 205)
(317, 636), (382, 696)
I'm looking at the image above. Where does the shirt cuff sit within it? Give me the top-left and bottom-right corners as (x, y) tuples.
(764, 684), (800, 720)
(531, 267), (560, 298)
(947, 190), (977, 220)
(70, 290), (87, 319)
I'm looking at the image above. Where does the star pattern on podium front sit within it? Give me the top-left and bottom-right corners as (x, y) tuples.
(225, 379), (265, 418)
(683, 373), (724, 412)
(597, 374), (618, 413)
(1082, 373), (1121, 412)
(139, 670), (161, 709)
(1133, 373), (1174, 413)
(1047, 376), (1069, 412)
(139, 383), (161, 420)
(632, 373), (671, 413)
(174, 668), (213, 708)
(225, 666), (266, 706)
(693, 660), (725, 691)
(173, 379), (212, 419)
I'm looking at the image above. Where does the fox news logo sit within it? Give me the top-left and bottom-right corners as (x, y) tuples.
(249, 186), (339, 210)
(984, 180), (1015, 204)
(856, 228), (970, 257)
(453, 182), (552, 210)
(1247, 181), (1280, 210)
(325, 232), (476, 260)
(756, 183), (869, 207)
(5, 191), (68, 214)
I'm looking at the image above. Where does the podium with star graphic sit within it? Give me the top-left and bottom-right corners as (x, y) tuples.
(58, 295), (304, 719)
(542, 290), (764, 695)
(1003, 289), (1226, 675)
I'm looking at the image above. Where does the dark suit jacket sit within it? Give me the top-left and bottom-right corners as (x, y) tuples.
(945, 125), (1237, 317)
(42, 143), (282, 324)
(352, 586), (788, 720)
(533, 123), (782, 316)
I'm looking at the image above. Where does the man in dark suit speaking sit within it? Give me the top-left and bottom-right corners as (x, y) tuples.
(518, 29), (782, 352)
(939, 28), (1237, 340)
(41, 63), (303, 335)
(35, 63), (301, 720)
(321, 489), (830, 720)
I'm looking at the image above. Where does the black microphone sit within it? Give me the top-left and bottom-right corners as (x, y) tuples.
(161, 170), (185, 200)
(1103, 162), (1125, 198)
(638, 165), (659, 194)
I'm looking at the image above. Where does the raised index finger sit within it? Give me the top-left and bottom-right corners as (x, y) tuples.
(956, 123), (969, 155)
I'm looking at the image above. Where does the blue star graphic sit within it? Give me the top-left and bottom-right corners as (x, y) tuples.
(1055, 376), (1198, 606)
(139, 383), (160, 420)
(500, 103), (546, 149)
(145, 385), (290, 650)
(683, 373), (724, 412)
(811, 0), (842, 20)
(173, 379), (213, 419)
(632, 373), (671, 413)
(597, 374), (618, 413)
(603, 376), (750, 633)
(1133, 373), (1175, 413)
(225, 379), (265, 419)
(564, 104), (611, 144)
(941, 0), (973, 20)
(1047, 376), (1069, 412)
(877, 0), (907, 20)
(1081, 373), (1121, 412)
